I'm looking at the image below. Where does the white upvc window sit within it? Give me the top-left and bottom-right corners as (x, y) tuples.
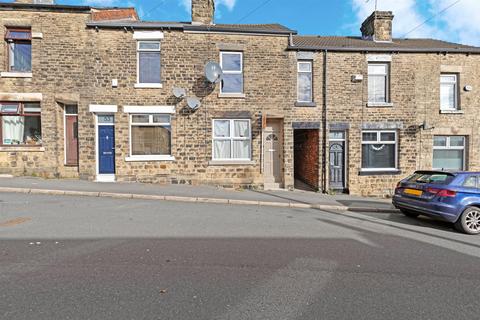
(212, 119), (251, 160)
(433, 136), (465, 170)
(440, 74), (459, 111)
(137, 41), (161, 85)
(361, 130), (397, 171)
(368, 63), (389, 103)
(220, 52), (243, 94)
(297, 61), (313, 103)
(129, 114), (171, 160)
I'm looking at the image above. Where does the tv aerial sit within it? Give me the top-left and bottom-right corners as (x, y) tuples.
(186, 97), (201, 110)
(173, 87), (186, 99)
(205, 61), (224, 84)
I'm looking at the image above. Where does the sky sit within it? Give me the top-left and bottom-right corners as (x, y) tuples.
(12, 0), (480, 46)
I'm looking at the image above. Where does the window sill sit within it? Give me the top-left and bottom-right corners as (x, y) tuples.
(218, 93), (246, 99)
(295, 102), (317, 107)
(358, 169), (401, 176)
(134, 83), (163, 89)
(0, 72), (32, 78)
(440, 110), (464, 114)
(367, 102), (394, 108)
(125, 155), (175, 162)
(209, 160), (255, 166)
(0, 146), (44, 152)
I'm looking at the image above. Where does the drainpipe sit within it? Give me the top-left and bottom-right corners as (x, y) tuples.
(322, 49), (328, 193)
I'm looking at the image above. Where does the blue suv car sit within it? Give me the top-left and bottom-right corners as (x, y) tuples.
(392, 170), (480, 235)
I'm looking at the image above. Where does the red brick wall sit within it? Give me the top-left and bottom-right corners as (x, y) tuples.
(294, 130), (319, 189)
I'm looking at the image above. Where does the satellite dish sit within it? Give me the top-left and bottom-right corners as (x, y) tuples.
(205, 61), (224, 84)
(186, 97), (201, 110)
(173, 87), (186, 99)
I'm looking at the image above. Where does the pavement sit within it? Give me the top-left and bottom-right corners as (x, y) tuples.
(0, 193), (479, 320)
(0, 176), (398, 213)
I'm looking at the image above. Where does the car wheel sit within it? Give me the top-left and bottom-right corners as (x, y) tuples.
(455, 207), (480, 235)
(400, 209), (419, 218)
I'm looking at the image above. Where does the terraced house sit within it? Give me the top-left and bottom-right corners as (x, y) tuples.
(1, 0), (480, 196)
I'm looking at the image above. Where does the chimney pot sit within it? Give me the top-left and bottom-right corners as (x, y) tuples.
(360, 11), (394, 42)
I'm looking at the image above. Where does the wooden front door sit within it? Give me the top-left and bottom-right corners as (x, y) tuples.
(65, 105), (79, 166)
(263, 120), (283, 188)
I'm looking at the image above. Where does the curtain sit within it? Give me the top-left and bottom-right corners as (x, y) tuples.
(139, 52), (161, 84)
(233, 140), (250, 159)
(433, 150), (463, 170)
(214, 120), (230, 137)
(3, 116), (25, 145)
(12, 43), (31, 72)
(234, 120), (249, 138)
(362, 144), (395, 169)
(440, 83), (455, 109)
(132, 126), (171, 155)
(368, 75), (386, 103)
(214, 140), (231, 159)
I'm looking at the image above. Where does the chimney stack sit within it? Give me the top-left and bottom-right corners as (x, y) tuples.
(191, 0), (215, 25)
(360, 11), (394, 42)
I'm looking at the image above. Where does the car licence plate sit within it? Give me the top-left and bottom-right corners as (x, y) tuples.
(404, 188), (422, 196)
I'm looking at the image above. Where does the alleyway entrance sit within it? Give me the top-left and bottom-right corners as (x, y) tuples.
(294, 129), (319, 191)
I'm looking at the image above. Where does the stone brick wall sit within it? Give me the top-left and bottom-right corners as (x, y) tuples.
(0, 9), (91, 178)
(83, 28), (295, 188)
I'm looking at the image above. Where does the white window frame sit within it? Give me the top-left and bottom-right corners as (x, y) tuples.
(220, 51), (244, 94)
(297, 61), (313, 103)
(440, 74), (459, 111)
(127, 113), (174, 162)
(212, 119), (251, 161)
(361, 130), (397, 171)
(136, 40), (162, 87)
(368, 63), (390, 104)
(433, 136), (465, 170)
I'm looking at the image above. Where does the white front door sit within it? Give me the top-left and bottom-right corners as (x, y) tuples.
(263, 120), (283, 188)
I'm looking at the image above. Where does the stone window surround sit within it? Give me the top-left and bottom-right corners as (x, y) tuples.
(367, 55), (392, 108)
(297, 60), (314, 105)
(124, 105), (175, 162)
(219, 51), (244, 97)
(440, 73), (460, 112)
(0, 24), (41, 78)
(133, 31), (164, 89)
(432, 135), (466, 171)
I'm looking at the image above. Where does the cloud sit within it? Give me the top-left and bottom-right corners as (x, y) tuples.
(428, 0), (480, 46)
(180, 0), (237, 12)
(350, 0), (480, 46)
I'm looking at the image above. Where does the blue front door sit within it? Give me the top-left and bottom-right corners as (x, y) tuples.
(98, 125), (115, 174)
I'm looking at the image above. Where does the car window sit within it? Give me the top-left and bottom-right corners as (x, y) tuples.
(463, 176), (477, 188)
(408, 173), (454, 185)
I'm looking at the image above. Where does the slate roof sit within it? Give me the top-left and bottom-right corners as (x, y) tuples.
(86, 21), (296, 35)
(291, 36), (480, 53)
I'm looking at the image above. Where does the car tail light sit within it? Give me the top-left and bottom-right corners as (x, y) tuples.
(426, 187), (441, 194)
(437, 189), (457, 198)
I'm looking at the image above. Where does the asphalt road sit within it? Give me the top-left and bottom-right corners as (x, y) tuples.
(0, 193), (479, 320)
